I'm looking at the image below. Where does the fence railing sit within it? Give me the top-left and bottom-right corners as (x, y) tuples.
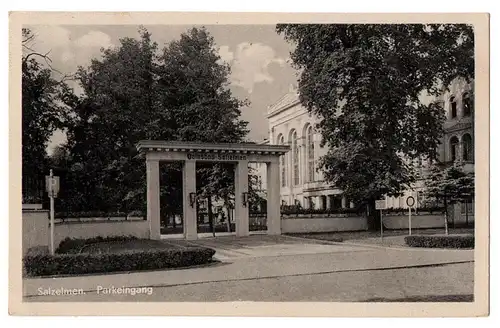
(22, 174), (45, 206)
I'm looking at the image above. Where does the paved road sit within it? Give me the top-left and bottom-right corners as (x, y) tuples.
(23, 235), (474, 302)
(25, 262), (473, 302)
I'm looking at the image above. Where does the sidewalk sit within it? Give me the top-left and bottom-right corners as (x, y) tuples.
(23, 245), (473, 298)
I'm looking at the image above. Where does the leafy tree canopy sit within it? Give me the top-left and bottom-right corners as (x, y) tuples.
(53, 27), (250, 213)
(276, 24), (474, 205)
(424, 163), (475, 205)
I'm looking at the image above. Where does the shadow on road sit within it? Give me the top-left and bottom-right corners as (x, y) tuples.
(362, 294), (474, 302)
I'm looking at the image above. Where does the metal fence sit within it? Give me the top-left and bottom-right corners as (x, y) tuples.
(22, 173), (46, 206)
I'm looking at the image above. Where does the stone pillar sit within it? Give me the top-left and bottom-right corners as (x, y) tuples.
(326, 195), (331, 210)
(300, 138), (307, 184)
(183, 160), (197, 240)
(267, 160), (281, 235)
(350, 201), (354, 209)
(235, 161), (249, 237)
(341, 196), (347, 209)
(146, 159), (161, 240)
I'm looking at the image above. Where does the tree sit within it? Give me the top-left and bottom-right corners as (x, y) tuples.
(424, 163), (475, 229)
(22, 28), (72, 203)
(248, 166), (266, 213)
(276, 24), (474, 229)
(60, 27), (249, 218)
(156, 27), (249, 230)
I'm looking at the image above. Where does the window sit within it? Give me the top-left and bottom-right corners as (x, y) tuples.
(307, 126), (315, 182)
(450, 96), (457, 118)
(463, 92), (472, 117)
(462, 133), (473, 161)
(292, 131), (300, 186)
(278, 135), (286, 187)
(450, 136), (459, 162)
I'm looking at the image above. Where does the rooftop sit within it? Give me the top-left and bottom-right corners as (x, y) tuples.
(267, 89), (300, 117)
(136, 140), (290, 155)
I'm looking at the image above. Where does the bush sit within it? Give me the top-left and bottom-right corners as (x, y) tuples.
(405, 235), (474, 248)
(56, 236), (138, 254)
(55, 211), (139, 219)
(385, 207), (446, 215)
(23, 247), (216, 277)
(280, 206), (364, 216)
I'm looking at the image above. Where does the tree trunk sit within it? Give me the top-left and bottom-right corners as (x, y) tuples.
(444, 197), (449, 235)
(225, 198), (232, 233)
(366, 199), (380, 231)
(207, 195), (215, 237)
(465, 201), (469, 227)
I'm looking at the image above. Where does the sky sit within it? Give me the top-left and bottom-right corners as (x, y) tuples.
(26, 25), (299, 154)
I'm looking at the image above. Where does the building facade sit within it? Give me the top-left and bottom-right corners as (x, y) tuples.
(266, 79), (474, 212)
(266, 86), (354, 211)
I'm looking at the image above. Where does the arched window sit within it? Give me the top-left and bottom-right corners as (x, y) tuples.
(307, 126), (315, 182)
(463, 92), (472, 117)
(292, 130), (300, 186)
(278, 135), (286, 187)
(450, 136), (459, 162)
(462, 134), (473, 161)
(450, 96), (457, 118)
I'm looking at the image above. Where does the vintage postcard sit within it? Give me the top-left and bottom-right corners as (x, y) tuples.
(9, 12), (489, 316)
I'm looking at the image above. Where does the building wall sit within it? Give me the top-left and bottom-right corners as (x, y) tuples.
(266, 79), (474, 215)
(22, 210), (49, 254)
(53, 220), (150, 247)
(267, 89), (349, 209)
(282, 216), (368, 233)
(22, 211), (149, 253)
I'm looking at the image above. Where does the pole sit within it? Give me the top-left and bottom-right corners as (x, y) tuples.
(444, 197), (449, 235)
(49, 169), (55, 255)
(380, 209), (383, 240)
(465, 201), (469, 227)
(408, 207), (412, 236)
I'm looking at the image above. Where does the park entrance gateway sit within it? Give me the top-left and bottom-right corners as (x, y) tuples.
(136, 141), (290, 240)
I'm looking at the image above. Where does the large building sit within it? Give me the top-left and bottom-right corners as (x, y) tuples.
(265, 79), (474, 213)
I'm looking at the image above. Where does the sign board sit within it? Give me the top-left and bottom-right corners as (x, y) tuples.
(45, 176), (60, 197)
(406, 196), (416, 208)
(375, 200), (387, 210)
(187, 153), (247, 161)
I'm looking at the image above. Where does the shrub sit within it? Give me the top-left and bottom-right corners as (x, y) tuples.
(56, 236), (138, 254)
(280, 206), (364, 216)
(405, 235), (474, 249)
(55, 211), (132, 219)
(127, 210), (145, 217)
(385, 207), (446, 215)
(23, 247), (216, 277)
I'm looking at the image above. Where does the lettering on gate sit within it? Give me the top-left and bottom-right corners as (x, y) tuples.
(187, 153), (247, 161)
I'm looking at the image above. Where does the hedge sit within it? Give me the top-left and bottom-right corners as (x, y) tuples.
(55, 211), (145, 219)
(280, 207), (364, 216)
(385, 207), (446, 215)
(56, 236), (139, 254)
(23, 247), (216, 277)
(404, 235), (474, 249)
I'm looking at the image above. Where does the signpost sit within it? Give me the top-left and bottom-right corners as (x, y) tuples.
(406, 196), (416, 236)
(375, 199), (387, 240)
(45, 170), (60, 255)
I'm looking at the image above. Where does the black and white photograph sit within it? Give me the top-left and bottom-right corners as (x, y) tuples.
(9, 12), (489, 316)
